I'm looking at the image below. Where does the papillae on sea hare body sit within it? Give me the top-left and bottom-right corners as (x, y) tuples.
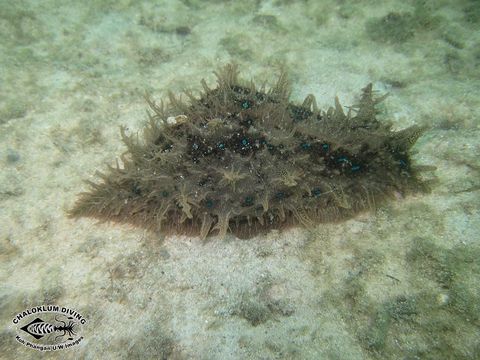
(69, 64), (432, 239)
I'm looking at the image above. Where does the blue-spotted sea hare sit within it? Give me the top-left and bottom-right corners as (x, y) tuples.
(69, 64), (431, 239)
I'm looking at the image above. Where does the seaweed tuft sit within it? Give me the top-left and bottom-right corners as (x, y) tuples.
(69, 64), (432, 239)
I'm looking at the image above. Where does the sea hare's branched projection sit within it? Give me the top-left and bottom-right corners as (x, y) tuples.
(70, 64), (431, 239)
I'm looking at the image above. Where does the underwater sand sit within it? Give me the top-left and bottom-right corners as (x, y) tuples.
(1, 0), (479, 359)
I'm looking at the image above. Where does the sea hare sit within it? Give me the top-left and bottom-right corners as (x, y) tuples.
(70, 64), (430, 239)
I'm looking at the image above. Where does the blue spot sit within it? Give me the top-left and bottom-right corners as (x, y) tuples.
(162, 191), (169, 197)
(399, 159), (407, 168)
(192, 143), (199, 150)
(241, 100), (252, 109)
(301, 142), (311, 150)
(311, 188), (321, 197)
(244, 196), (254, 206)
(322, 143), (329, 151)
(337, 156), (348, 163)
(351, 165), (361, 172)
(217, 142), (225, 150)
(241, 138), (249, 146)
(275, 191), (285, 199)
(206, 199), (214, 208)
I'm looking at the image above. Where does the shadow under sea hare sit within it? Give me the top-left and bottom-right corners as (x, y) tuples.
(69, 64), (431, 239)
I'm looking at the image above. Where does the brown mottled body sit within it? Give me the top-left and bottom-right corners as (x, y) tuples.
(70, 64), (431, 239)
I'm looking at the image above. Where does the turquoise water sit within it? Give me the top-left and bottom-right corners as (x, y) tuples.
(1, 1), (479, 359)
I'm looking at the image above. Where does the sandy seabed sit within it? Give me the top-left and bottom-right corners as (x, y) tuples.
(1, 0), (479, 359)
